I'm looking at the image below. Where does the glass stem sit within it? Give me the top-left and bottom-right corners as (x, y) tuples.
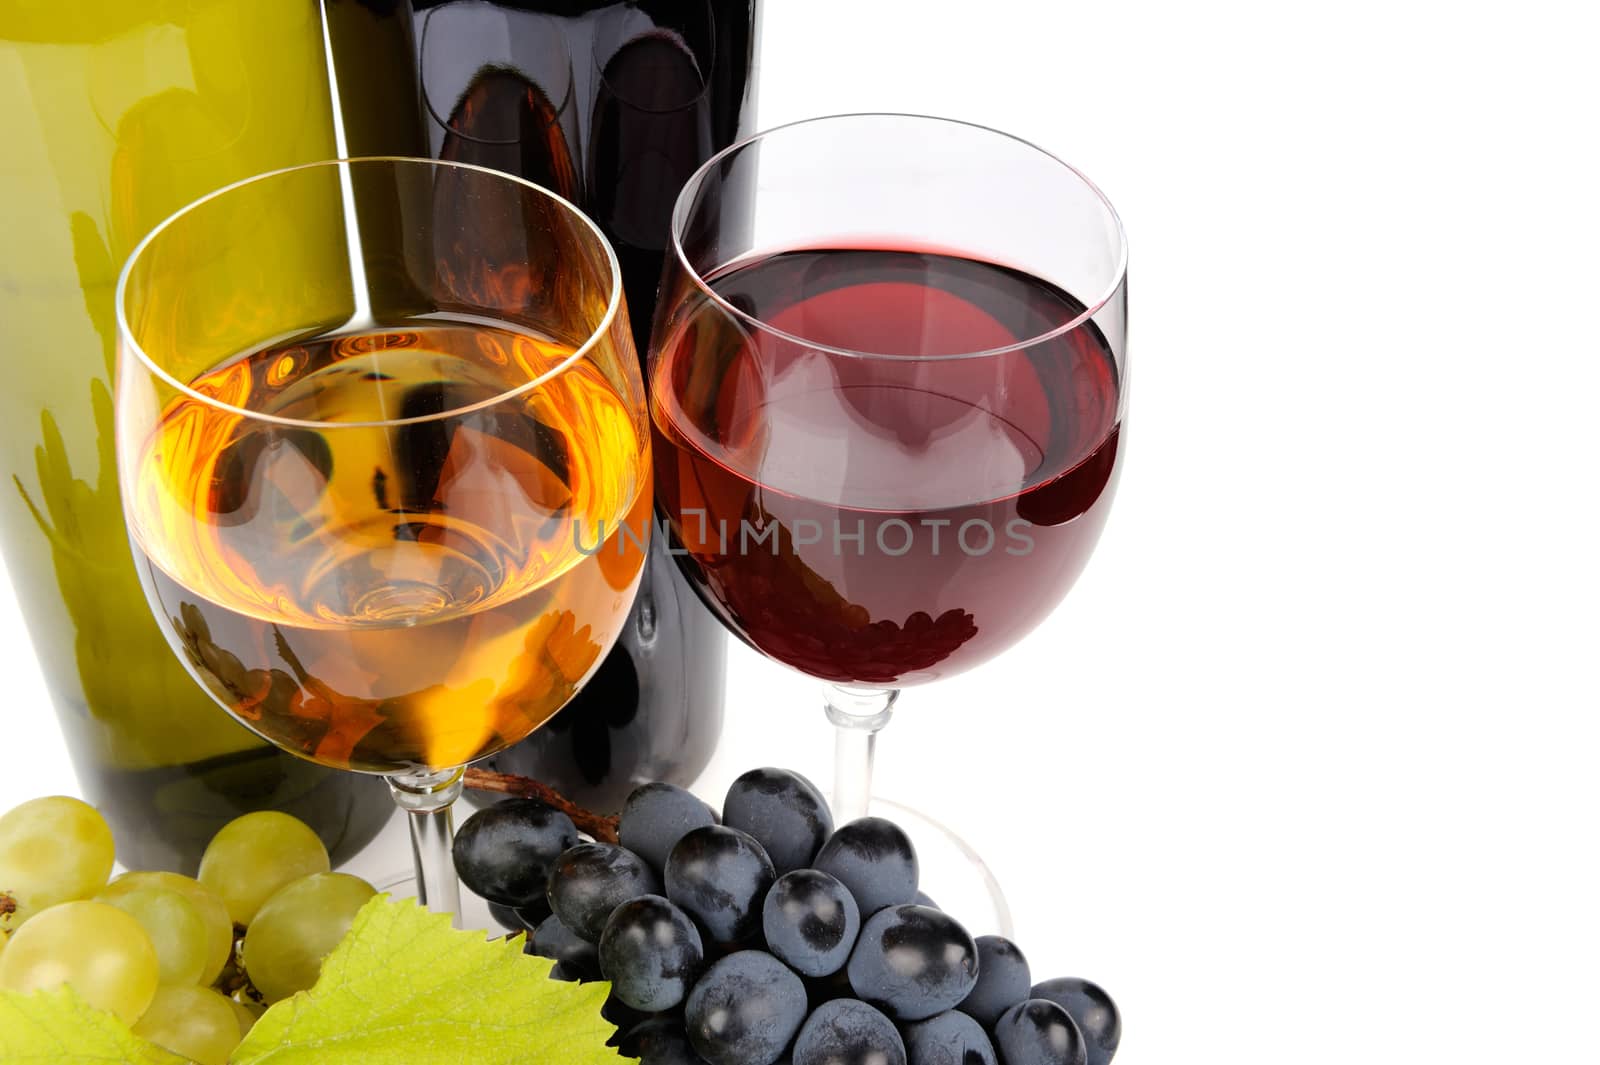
(824, 685), (899, 824)
(386, 766), (464, 925)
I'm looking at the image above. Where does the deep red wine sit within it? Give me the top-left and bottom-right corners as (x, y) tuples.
(653, 249), (1122, 686)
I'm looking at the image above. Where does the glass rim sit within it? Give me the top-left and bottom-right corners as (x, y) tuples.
(667, 111), (1129, 363)
(115, 155), (624, 430)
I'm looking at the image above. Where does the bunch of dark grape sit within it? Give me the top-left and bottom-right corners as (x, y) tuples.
(453, 768), (1120, 1065)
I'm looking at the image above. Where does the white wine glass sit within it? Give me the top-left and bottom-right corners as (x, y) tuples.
(115, 157), (652, 921)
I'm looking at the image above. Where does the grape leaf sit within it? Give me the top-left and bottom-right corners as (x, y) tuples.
(0, 986), (187, 1064)
(232, 895), (628, 1065)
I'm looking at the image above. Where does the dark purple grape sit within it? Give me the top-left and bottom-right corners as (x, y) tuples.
(792, 998), (906, 1065)
(665, 825), (776, 949)
(683, 950), (807, 1065)
(599, 895), (705, 1012)
(487, 901), (524, 933)
(491, 896), (552, 934)
(452, 798), (578, 906)
(1029, 978), (1120, 1065)
(813, 818), (919, 917)
(515, 894), (553, 930)
(958, 935), (1032, 1029)
(803, 968), (855, 1009)
(914, 891), (940, 910)
(994, 1000), (1087, 1065)
(621, 783), (719, 871)
(547, 842), (661, 942)
(546, 960), (587, 982)
(903, 1010), (998, 1065)
(846, 904), (978, 1021)
(763, 869), (861, 978)
(531, 914), (601, 980)
(723, 768), (835, 874)
(601, 990), (662, 1049)
(628, 1019), (705, 1065)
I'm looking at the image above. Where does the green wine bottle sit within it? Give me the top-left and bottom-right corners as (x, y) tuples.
(0, 1), (390, 872)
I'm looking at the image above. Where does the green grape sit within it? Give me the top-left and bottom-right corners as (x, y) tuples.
(97, 884), (209, 987)
(228, 994), (263, 1037)
(0, 899), (159, 1024)
(132, 985), (242, 1065)
(241, 872), (375, 1003)
(100, 871), (234, 986)
(198, 812), (330, 926)
(0, 796), (115, 933)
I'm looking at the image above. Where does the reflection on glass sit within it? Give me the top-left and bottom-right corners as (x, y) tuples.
(420, 1), (582, 200)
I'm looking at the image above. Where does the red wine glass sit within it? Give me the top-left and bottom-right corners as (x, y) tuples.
(647, 114), (1128, 929)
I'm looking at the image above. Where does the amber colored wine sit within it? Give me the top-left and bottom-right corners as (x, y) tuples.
(127, 319), (650, 774)
(653, 248), (1121, 687)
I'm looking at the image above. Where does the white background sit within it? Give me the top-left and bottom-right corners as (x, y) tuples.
(3, 2), (1598, 1062)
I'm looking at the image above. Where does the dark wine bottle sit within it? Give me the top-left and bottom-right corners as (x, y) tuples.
(402, 0), (761, 811)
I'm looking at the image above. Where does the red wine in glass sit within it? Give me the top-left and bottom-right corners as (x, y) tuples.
(652, 247), (1123, 687)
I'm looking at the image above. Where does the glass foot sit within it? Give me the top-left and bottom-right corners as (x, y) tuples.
(871, 797), (1015, 939)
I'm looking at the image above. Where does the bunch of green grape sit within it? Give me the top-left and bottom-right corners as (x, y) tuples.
(0, 797), (376, 1064)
